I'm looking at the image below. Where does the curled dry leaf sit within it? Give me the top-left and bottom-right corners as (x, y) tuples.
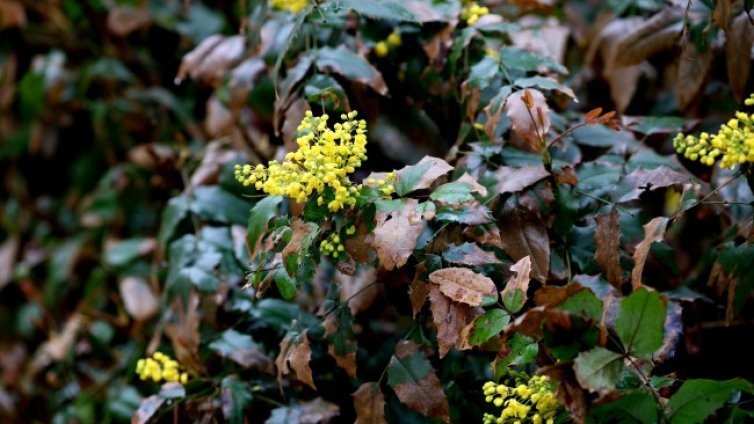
(494, 165), (550, 194)
(119, 277), (158, 322)
(29, 313), (84, 376)
(368, 199), (424, 270)
(353, 383), (386, 424)
(594, 208), (623, 290)
(506, 89), (551, 152)
(428, 285), (475, 358)
(428, 267), (497, 307)
(631, 217), (669, 290)
(617, 166), (690, 203)
(275, 330), (316, 391)
(497, 201), (550, 283)
(501, 256), (532, 305)
(175, 35), (245, 85)
(107, 6), (150, 37)
(676, 41), (714, 111)
(387, 341), (450, 422)
(612, 9), (683, 68)
(726, 13), (754, 102)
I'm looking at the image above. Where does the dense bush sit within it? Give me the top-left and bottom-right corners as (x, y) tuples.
(1, 1), (754, 423)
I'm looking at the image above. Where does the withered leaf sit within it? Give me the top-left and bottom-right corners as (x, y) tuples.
(282, 219), (317, 272)
(442, 242), (502, 266)
(497, 201), (550, 283)
(612, 9), (683, 68)
(428, 285), (474, 358)
(594, 208), (623, 290)
(322, 314), (357, 379)
(368, 199), (424, 270)
(336, 267), (378, 316)
(501, 256), (532, 312)
(506, 89), (551, 151)
(712, 0), (732, 31)
(165, 291), (204, 374)
(617, 166), (690, 203)
(131, 395), (165, 424)
(409, 267), (431, 318)
(119, 277), (158, 322)
(726, 13), (754, 102)
(457, 172), (488, 196)
(494, 165), (550, 195)
(107, 6), (150, 37)
(387, 341), (449, 422)
(429, 267), (497, 307)
(676, 41), (714, 110)
(175, 35), (245, 85)
(463, 225), (505, 249)
(540, 363), (588, 423)
(504, 306), (571, 339)
(631, 217), (669, 290)
(534, 283), (586, 307)
(395, 156), (454, 195)
(275, 330), (316, 391)
(353, 383), (387, 424)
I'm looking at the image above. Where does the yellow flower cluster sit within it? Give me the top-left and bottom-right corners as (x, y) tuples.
(320, 225), (356, 259)
(674, 94), (754, 168)
(482, 375), (559, 424)
(461, 1), (490, 25)
(269, 0), (308, 13)
(136, 352), (188, 384)
(365, 172), (396, 196)
(235, 111), (369, 212)
(374, 30), (402, 58)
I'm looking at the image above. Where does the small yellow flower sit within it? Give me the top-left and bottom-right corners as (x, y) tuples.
(269, 0), (308, 13)
(374, 41), (389, 58)
(136, 352), (189, 386)
(386, 30), (402, 47)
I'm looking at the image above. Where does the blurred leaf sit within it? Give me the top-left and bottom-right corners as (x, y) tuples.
(247, 196), (284, 257)
(396, 156), (453, 196)
(594, 208), (623, 290)
(353, 383), (386, 424)
(630, 217), (669, 290)
(428, 285), (474, 358)
(668, 378), (754, 424)
(501, 256), (532, 313)
(500, 47), (568, 74)
(430, 181), (474, 204)
(105, 238), (155, 267)
(222, 377), (253, 424)
(316, 46), (388, 96)
(191, 186), (252, 226)
(574, 347), (624, 391)
(442, 242), (501, 266)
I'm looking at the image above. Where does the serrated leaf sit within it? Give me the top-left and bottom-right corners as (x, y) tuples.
(428, 285), (474, 358)
(430, 181), (474, 204)
(396, 156), (453, 196)
(429, 267), (497, 307)
(353, 383), (386, 424)
(387, 341), (449, 422)
(470, 308), (510, 346)
(574, 347), (624, 392)
(668, 378), (754, 424)
(247, 196), (283, 258)
(616, 289), (666, 359)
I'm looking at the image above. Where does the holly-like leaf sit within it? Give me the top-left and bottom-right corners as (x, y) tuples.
(368, 198), (424, 270)
(590, 390), (659, 423)
(442, 242), (502, 266)
(395, 156), (453, 196)
(429, 267), (497, 307)
(498, 201), (550, 283)
(595, 208), (623, 290)
(430, 181), (474, 205)
(494, 165), (550, 194)
(469, 308), (510, 346)
(573, 347), (624, 392)
(247, 196), (283, 258)
(387, 341), (449, 422)
(631, 217), (669, 290)
(668, 378), (754, 424)
(221, 377), (253, 424)
(615, 289), (666, 359)
(275, 331), (316, 391)
(501, 256), (532, 313)
(352, 383), (386, 424)
(428, 285), (474, 358)
(316, 46), (388, 96)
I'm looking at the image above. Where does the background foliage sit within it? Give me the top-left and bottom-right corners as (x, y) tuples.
(1, 0), (754, 423)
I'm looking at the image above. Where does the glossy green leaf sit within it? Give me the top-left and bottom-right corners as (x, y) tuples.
(615, 289), (666, 359)
(668, 378), (754, 424)
(574, 347), (624, 391)
(470, 309), (510, 346)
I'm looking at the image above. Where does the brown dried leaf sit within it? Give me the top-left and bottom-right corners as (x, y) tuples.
(337, 267), (378, 316)
(396, 156), (454, 193)
(368, 199), (424, 270)
(726, 13), (754, 102)
(190, 140), (236, 186)
(555, 166), (578, 186)
(409, 266), (430, 318)
(323, 315), (357, 378)
(534, 283), (586, 307)
(119, 277), (158, 322)
(165, 291), (204, 374)
(353, 383), (387, 424)
(423, 24), (455, 63)
(631, 217), (669, 290)
(501, 256), (532, 304)
(498, 202), (550, 283)
(506, 89), (550, 151)
(428, 285), (474, 358)
(275, 331), (316, 390)
(510, 16), (569, 65)
(676, 42), (714, 110)
(389, 341), (450, 422)
(0, 0), (26, 28)
(445, 243), (502, 266)
(712, 0), (733, 31)
(494, 165), (550, 194)
(612, 9), (683, 67)
(0, 236), (18, 289)
(457, 172), (488, 196)
(175, 35), (245, 85)
(504, 306), (571, 339)
(618, 166), (690, 203)
(539, 363), (588, 423)
(463, 225), (504, 249)
(282, 219), (317, 270)
(429, 268), (497, 307)
(107, 6), (150, 37)
(29, 313), (84, 376)
(594, 208), (623, 290)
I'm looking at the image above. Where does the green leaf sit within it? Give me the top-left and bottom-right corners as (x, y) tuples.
(500, 47), (567, 74)
(574, 347), (624, 391)
(590, 390), (659, 424)
(191, 186), (253, 225)
(315, 46), (387, 95)
(104, 238), (154, 267)
(387, 352), (432, 386)
(274, 267), (297, 300)
(396, 160), (432, 196)
(158, 196), (189, 250)
(470, 309), (510, 346)
(221, 377), (253, 424)
(559, 289), (603, 321)
(165, 235), (222, 293)
(325, 0), (418, 21)
(502, 289), (525, 313)
(514, 76), (577, 100)
(615, 289), (666, 359)
(247, 196), (283, 254)
(209, 329), (256, 356)
(668, 379), (754, 424)
(430, 181), (474, 204)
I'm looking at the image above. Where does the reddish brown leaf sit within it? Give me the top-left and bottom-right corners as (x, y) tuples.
(389, 341), (450, 422)
(726, 13), (754, 102)
(322, 315), (357, 379)
(712, 0), (733, 31)
(463, 225), (504, 249)
(676, 41), (714, 110)
(534, 283), (586, 307)
(445, 243), (502, 266)
(429, 268), (497, 307)
(165, 291), (204, 375)
(428, 285), (475, 358)
(494, 165), (550, 195)
(631, 217), (669, 290)
(409, 267), (431, 318)
(504, 306), (571, 339)
(175, 35), (245, 85)
(585, 108), (603, 121)
(501, 256), (532, 304)
(497, 201), (550, 283)
(107, 6), (150, 37)
(555, 166), (578, 186)
(282, 219), (317, 273)
(275, 331), (316, 390)
(353, 383), (387, 424)
(594, 208), (623, 290)
(368, 199), (424, 270)
(0, 0), (26, 29)
(506, 89), (551, 151)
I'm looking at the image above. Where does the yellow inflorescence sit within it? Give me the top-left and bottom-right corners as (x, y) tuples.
(269, 0), (308, 13)
(482, 375), (559, 424)
(236, 110), (387, 212)
(461, 2), (490, 26)
(136, 352), (189, 384)
(674, 94), (754, 169)
(374, 29), (402, 58)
